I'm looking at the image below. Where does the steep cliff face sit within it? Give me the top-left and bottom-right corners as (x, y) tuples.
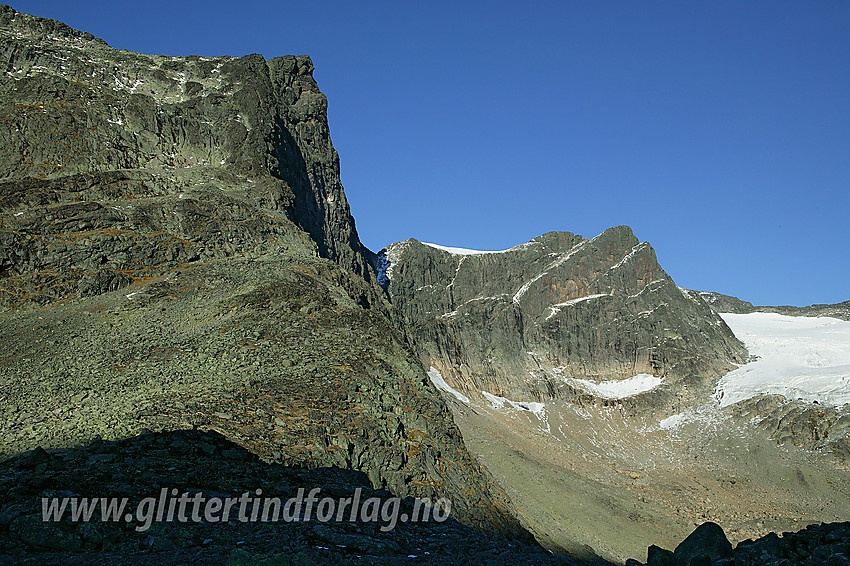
(0, 6), (524, 535)
(0, 4), (372, 282)
(381, 227), (747, 410)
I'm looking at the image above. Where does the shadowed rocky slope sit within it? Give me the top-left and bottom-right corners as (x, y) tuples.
(0, 5), (524, 535)
(380, 228), (746, 412)
(0, 430), (582, 565)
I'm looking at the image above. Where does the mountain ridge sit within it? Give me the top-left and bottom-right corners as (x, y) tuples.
(0, 3), (527, 538)
(379, 226), (747, 414)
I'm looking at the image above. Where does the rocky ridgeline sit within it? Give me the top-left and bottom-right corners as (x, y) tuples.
(697, 291), (850, 321)
(0, 4), (372, 282)
(380, 228), (746, 411)
(0, 5), (525, 537)
(627, 520), (850, 566)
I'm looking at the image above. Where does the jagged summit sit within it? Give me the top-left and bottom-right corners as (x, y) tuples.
(380, 226), (747, 411)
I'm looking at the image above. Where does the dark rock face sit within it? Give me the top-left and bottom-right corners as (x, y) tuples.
(672, 522), (732, 565)
(640, 521), (850, 566)
(0, 6), (524, 537)
(0, 430), (582, 565)
(729, 395), (850, 460)
(381, 228), (746, 410)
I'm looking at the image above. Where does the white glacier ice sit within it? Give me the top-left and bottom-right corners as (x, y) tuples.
(716, 312), (850, 407)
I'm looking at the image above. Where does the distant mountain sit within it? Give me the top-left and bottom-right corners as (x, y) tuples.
(379, 227), (747, 413)
(697, 291), (850, 321)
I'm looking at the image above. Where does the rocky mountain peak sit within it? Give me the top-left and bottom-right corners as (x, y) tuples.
(0, 5), (373, 281)
(381, 226), (747, 412)
(0, 6), (527, 538)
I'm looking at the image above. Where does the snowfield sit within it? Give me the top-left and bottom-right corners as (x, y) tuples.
(716, 312), (850, 407)
(566, 373), (663, 399)
(481, 391), (545, 418)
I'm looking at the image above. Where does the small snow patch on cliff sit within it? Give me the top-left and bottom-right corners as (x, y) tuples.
(545, 293), (611, 320)
(481, 391), (545, 417)
(427, 367), (470, 404)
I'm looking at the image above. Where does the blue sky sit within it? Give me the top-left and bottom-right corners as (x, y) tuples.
(12, 1), (850, 306)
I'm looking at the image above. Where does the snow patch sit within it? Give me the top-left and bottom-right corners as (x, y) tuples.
(427, 367), (470, 404)
(420, 240), (539, 255)
(512, 272), (547, 304)
(567, 374), (663, 399)
(611, 242), (648, 269)
(545, 293), (611, 320)
(377, 242), (410, 288)
(659, 413), (686, 430)
(512, 237), (596, 305)
(481, 391), (545, 417)
(716, 313), (850, 407)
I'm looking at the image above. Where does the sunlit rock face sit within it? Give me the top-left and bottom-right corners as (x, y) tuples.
(380, 227), (747, 412)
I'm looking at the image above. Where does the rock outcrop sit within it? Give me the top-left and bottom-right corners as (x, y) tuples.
(637, 520), (850, 566)
(380, 228), (747, 411)
(0, 4), (372, 284)
(0, 5), (523, 535)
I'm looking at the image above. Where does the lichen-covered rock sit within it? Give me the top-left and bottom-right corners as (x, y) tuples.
(0, 6), (523, 537)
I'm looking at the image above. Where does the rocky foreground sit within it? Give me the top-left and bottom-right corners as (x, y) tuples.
(630, 520), (850, 566)
(1, 430), (847, 566)
(0, 429), (580, 566)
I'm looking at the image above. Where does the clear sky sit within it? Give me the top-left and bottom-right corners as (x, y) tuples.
(11, 1), (850, 306)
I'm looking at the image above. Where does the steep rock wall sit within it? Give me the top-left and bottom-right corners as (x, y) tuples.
(381, 227), (747, 411)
